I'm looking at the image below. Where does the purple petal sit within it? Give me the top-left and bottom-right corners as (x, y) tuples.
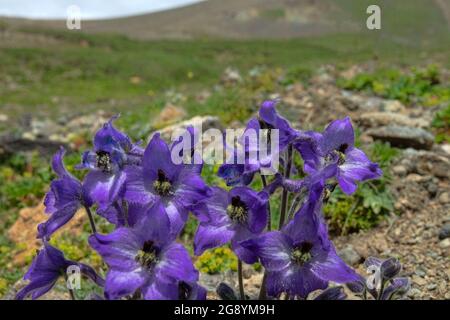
(37, 202), (80, 239)
(310, 249), (359, 284)
(320, 117), (355, 155)
(94, 115), (132, 153)
(83, 170), (126, 209)
(123, 166), (155, 206)
(104, 269), (146, 300)
(338, 147), (382, 194)
(88, 228), (141, 272)
(156, 243), (198, 284)
(194, 223), (234, 256)
(241, 232), (292, 271)
(143, 133), (180, 186)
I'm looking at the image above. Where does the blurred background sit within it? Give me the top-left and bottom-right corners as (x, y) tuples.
(0, 0), (449, 299)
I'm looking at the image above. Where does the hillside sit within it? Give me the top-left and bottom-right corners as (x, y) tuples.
(1, 0), (449, 40)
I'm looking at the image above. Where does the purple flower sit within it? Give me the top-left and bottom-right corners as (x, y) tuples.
(218, 100), (299, 186)
(89, 201), (202, 300)
(16, 243), (104, 300)
(123, 133), (210, 235)
(258, 100), (299, 151)
(295, 117), (382, 194)
(192, 186), (268, 264)
(38, 147), (91, 239)
(241, 185), (358, 298)
(78, 116), (143, 209)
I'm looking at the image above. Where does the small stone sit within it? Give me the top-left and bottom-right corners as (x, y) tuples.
(439, 223), (450, 240)
(392, 165), (407, 176)
(426, 284), (437, 291)
(366, 125), (434, 150)
(439, 192), (450, 205)
(407, 288), (422, 298)
(0, 113), (8, 122)
(415, 268), (426, 277)
(439, 238), (450, 249)
(338, 245), (361, 266)
(154, 104), (186, 125)
(412, 275), (427, 286)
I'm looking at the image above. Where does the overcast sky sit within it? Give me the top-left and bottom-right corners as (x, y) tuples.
(0, 0), (205, 19)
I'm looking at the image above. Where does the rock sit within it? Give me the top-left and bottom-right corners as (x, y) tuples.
(400, 149), (450, 179)
(441, 144), (450, 156)
(438, 223), (450, 240)
(366, 125), (434, 150)
(439, 192), (450, 205)
(156, 116), (223, 141)
(340, 91), (384, 111)
(7, 202), (87, 266)
(382, 100), (406, 113)
(221, 67), (242, 85)
(0, 134), (68, 156)
(153, 104), (186, 126)
(407, 288), (422, 298)
(439, 238), (450, 249)
(392, 165), (407, 177)
(412, 275), (427, 286)
(338, 245), (361, 266)
(426, 284), (437, 291)
(0, 113), (8, 122)
(359, 112), (429, 129)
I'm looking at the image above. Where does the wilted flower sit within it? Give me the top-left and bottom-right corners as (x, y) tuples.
(123, 133), (210, 235)
(193, 186), (269, 263)
(295, 117), (382, 194)
(89, 201), (203, 300)
(38, 147), (91, 239)
(16, 243), (103, 300)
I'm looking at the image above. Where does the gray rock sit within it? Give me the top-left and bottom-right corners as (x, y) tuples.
(155, 115), (223, 141)
(359, 112), (429, 129)
(439, 238), (450, 249)
(439, 192), (450, 205)
(366, 125), (434, 150)
(439, 223), (450, 240)
(338, 245), (362, 266)
(392, 165), (407, 177)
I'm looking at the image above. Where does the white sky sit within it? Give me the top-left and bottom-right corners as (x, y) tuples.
(0, 0), (205, 20)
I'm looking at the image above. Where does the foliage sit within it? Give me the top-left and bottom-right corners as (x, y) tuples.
(337, 65), (450, 106)
(195, 247), (238, 275)
(432, 104), (450, 143)
(324, 142), (398, 235)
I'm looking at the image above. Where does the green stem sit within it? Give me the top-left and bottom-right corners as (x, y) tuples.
(64, 274), (76, 300)
(258, 273), (268, 300)
(278, 144), (293, 229)
(260, 174), (271, 231)
(237, 259), (245, 300)
(84, 205), (97, 234)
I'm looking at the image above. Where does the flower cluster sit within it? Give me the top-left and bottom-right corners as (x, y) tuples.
(16, 100), (407, 300)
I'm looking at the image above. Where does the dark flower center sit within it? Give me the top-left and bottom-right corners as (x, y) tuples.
(325, 144), (348, 166)
(226, 196), (248, 223)
(291, 242), (313, 265)
(135, 240), (159, 269)
(336, 144), (348, 165)
(178, 281), (192, 300)
(153, 169), (172, 196)
(96, 151), (112, 173)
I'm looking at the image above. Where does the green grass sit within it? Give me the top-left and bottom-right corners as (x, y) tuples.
(432, 104), (450, 143)
(324, 141), (399, 235)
